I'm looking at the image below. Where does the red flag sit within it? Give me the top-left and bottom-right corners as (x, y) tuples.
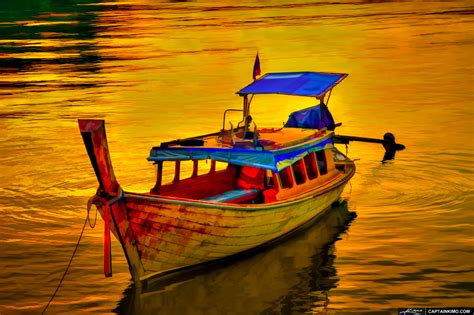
(253, 52), (261, 81)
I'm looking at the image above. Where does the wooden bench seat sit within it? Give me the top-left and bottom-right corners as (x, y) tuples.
(202, 189), (259, 204)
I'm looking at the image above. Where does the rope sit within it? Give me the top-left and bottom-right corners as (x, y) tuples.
(41, 216), (87, 315)
(41, 188), (124, 313)
(107, 186), (124, 206)
(86, 195), (99, 228)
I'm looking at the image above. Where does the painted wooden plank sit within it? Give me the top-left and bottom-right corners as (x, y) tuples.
(125, 183), (342, 228)
(127, 185), (345, 273)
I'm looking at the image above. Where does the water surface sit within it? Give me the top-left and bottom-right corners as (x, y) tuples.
(0, 1), (473, 314)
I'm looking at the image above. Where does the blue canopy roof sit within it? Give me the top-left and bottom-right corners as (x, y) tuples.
(237, 72), (347, 98)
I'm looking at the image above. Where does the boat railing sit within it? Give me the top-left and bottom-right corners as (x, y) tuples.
(221, 108), (243, 131)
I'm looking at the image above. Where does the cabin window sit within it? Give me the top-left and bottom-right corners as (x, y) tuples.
(292, 159), (307, 185)
(160, 161), (176, 184)
(316, 150), (328, 175)
(177, 160), (195, 180)
(304, 153), (318, 180)
(214, 161), (229, 172)
(278, 167), (294, 189)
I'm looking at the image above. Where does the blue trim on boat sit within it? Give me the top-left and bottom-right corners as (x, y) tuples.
(147, 133), (333, 171)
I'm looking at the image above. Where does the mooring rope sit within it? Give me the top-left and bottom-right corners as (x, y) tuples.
(41, 195), (99, 314)
(41, 217), (87, 315)
(86, 195), (100, 229)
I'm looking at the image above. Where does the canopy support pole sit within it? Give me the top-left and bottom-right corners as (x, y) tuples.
(243, 94), (250, 118)
(192, 160), (198, 178)
(151, 161), (163, 194)
(209, 160), (216, 174)
(325, 89), (332, 106)
(173, 161), (180, 183)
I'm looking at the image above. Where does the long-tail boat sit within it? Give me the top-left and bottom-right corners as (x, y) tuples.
(79, 71), (401, 286)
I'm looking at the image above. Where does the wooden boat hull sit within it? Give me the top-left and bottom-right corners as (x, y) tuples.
(123, 178), (352, 282)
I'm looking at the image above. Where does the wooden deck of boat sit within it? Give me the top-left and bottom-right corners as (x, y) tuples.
(257, 128), (323, 145)
(175, 127), (325, 150)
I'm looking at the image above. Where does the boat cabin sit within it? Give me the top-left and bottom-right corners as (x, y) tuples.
(147, 129), (349, 204)
(147, 71), (351, 204)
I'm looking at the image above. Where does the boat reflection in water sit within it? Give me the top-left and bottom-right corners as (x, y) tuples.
(115, 200), (356, 315)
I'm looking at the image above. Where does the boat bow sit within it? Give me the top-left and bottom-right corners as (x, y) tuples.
(79, 119), (145, 284)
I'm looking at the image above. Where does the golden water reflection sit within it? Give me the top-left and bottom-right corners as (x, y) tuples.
(0, 0), (473, 313)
